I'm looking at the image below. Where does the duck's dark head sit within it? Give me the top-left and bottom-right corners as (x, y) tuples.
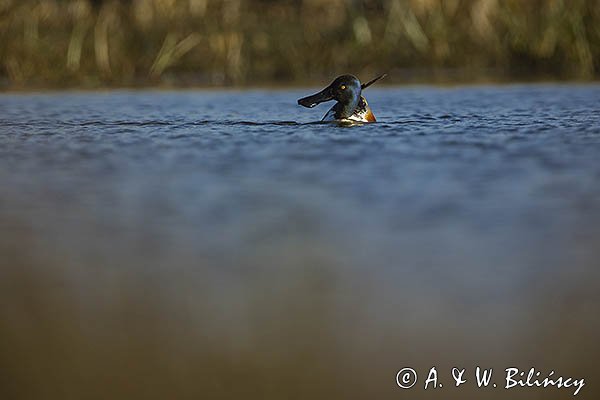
(298, 75), (362, 119)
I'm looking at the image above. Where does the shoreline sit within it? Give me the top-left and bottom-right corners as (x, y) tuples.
(1, 79), (599, 94)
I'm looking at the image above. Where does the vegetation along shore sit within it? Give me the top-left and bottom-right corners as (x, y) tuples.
(0, 0), (599, 89)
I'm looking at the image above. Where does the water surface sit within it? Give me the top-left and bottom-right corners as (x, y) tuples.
(1, 85), (599, 399)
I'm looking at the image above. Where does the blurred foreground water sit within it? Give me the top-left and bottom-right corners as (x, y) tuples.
(1, 86), (599, 399)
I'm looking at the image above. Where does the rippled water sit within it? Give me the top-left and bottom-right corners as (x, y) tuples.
(1, 85), (599, 399)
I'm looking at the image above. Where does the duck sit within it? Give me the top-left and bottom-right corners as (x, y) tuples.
(297, 74), (385, 123)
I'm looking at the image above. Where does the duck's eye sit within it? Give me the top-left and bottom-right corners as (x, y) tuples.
(340, 85), (346, 90)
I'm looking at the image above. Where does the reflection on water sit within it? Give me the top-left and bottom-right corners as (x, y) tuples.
(1, 86), (599, 399)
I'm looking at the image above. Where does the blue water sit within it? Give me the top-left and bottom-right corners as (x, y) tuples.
(1, 85), (599, 399)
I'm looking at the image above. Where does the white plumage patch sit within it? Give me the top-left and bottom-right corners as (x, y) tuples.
(321, 96), (376, 123)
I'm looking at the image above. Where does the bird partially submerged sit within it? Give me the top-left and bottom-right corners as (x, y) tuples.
(298, 74), (386, 123)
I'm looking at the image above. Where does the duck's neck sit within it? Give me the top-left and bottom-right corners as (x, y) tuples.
(334, 96), (360, 119)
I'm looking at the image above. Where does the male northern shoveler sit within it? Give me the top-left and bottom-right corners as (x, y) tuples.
(297, 74), (385, 123)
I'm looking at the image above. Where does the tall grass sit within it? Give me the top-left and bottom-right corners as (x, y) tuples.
(0, 0), (599, 88)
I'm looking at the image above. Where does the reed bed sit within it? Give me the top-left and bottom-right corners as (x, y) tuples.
(0, 0), (599, 87)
